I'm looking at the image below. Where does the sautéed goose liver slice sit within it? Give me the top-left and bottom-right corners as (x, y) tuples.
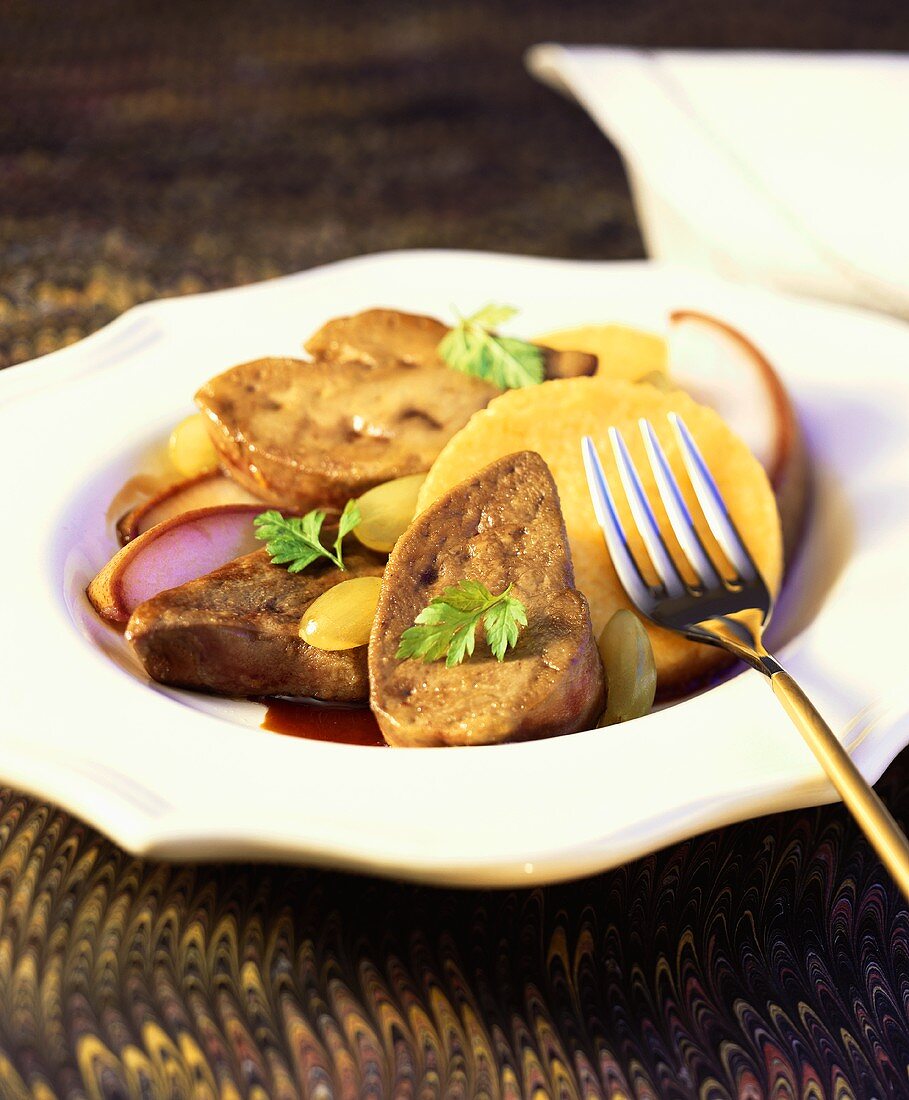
(304, 307), (598, 379)
(369, 451), (605, 747)
(126, 546), (385, 701)
(304, 308), (451, 369)
(195, 310), (597, 511)
(195, 355), (494, 511)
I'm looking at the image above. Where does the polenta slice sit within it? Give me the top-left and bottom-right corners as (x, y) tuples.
(537, 323), (668, 382)
(417, 377), (783, 697)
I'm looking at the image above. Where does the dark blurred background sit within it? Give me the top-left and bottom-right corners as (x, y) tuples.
(2, 0), (908, 369)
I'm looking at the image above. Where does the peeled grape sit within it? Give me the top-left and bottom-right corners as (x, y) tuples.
(353, 474), (425, 553)
(300, 576), (384, 650)
(598, 609), (657, 725)
(168, 413), (219, 478)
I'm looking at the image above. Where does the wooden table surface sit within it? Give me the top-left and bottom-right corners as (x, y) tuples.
(2, 3), (909, 1096)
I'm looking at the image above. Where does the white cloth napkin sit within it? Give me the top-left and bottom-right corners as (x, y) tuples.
(527, 46), (909, 318)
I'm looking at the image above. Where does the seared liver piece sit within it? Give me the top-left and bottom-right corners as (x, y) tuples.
(305, 307), (598, 378)
(369, 450), (605, 746)
(197, 309), (596, 511)
(305, 308), (450, 369)
(126, 547), (385, 701)
(196, 355), (494, 511)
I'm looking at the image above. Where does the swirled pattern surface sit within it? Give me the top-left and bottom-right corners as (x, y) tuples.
(1, 749), (908, 1098)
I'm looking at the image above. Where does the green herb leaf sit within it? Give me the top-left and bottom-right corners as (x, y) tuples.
(482, 592), (528, 660)
(334, 499), (361, 562)
(466, 303), (518, 329)
(254, 503), (359, 572)
(438, 303), (545, 390)
(396, 580), (527, 667)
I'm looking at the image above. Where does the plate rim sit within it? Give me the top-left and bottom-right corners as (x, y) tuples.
(3, 248), (909, 887)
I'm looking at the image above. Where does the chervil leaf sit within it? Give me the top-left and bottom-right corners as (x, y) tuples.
(465, 303), (518, 329)
(397, 600), (464, 663)
(251, 509), (294, 543)
(436, 579), (494, 612)
(483, 591), (527, 661)
(334, 499), (361, 562)
(395, 579), (527, 666)
(254, 501), (361, 572)
(438, 303), (544, 390)
(437, 326), (481, 377)
(490, 336), (545, 389)
(445, 617), (478, 667)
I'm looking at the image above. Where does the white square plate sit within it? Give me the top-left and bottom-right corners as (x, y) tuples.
(2, 250), (908, 886)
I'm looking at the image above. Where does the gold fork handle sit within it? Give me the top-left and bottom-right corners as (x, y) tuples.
(770, 668), (909, 900)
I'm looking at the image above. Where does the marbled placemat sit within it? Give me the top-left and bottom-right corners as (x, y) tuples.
(1, 764), (908, 1097)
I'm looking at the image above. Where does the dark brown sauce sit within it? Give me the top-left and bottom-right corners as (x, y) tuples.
(261, 699), (387, 746)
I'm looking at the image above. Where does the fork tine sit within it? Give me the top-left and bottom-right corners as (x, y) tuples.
(581, 437), (653, 609)
(608, 427), (687, 598)
(669, 413), (758, 581)
(638, 418), (723, 590)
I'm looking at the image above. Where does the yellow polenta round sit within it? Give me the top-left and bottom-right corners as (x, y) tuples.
(417, 377), (783, 696)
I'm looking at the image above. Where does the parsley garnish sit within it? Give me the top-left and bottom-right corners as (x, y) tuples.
(254, 500), (361, 572)
(396, 579), (528, 667)
(437, 304), (545, 389)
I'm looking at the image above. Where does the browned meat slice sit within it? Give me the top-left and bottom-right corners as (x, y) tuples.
(126, 547), (385, 701)
(305, 307), (597, 378)
(542, 345), (599, 380)
(197, 309), (597, 511)
(369, 451), (605, 746)
(305, 308), (450, 370)
(196, 356), (494, 511)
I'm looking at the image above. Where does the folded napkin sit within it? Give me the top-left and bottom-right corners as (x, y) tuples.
(527, 46), (909, 318)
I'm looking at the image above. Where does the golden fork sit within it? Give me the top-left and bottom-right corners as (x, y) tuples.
(582, 415), (909, 901)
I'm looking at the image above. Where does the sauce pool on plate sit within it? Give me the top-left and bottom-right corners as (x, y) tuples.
(260, 699), (387, 746)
